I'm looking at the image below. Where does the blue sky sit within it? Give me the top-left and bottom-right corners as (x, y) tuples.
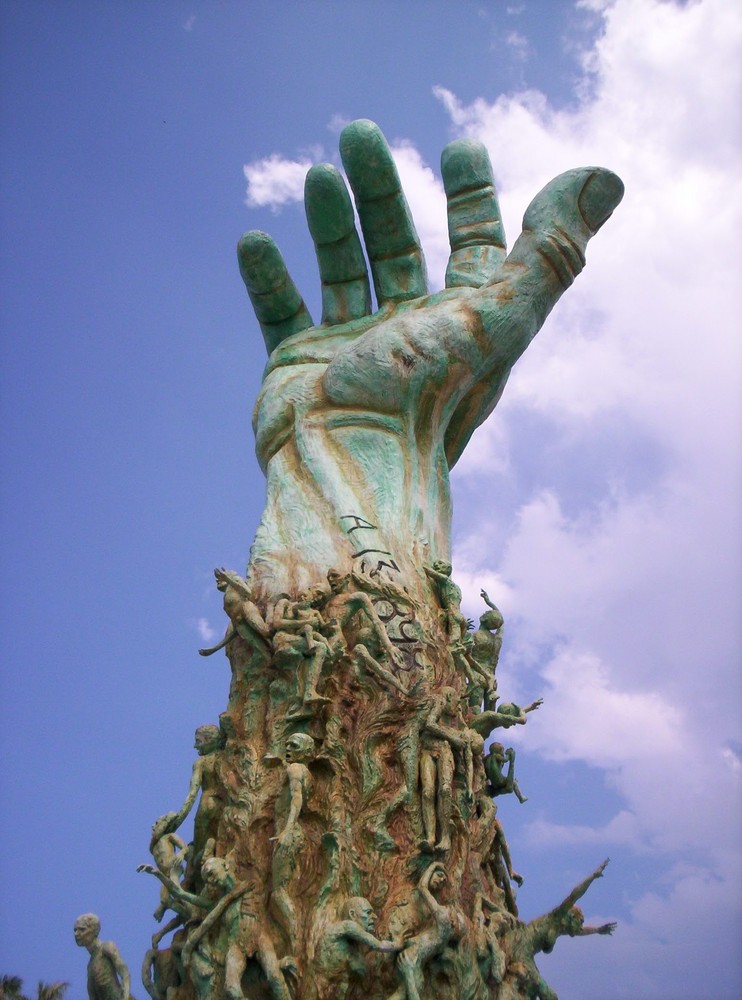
(1, 1), (740, 997)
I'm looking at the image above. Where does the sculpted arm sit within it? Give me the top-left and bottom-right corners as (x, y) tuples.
(554, 859), (610, 915)
(171, 759), (204, 829)
(337, 920), (401, 953)
(136, 864), (211, 910)
(101, 940), (131, 999)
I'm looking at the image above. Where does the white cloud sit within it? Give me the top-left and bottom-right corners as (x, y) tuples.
(194, 617), (216, 643)
(505, 29), (529, 61)
(243, 154), (315, 210)
(183, 14), (196, 32)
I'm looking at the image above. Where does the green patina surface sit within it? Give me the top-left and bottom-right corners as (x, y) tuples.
(135, 120), (622, 1000)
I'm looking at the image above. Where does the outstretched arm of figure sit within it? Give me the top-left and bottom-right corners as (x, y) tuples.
(198, 623), (235, 657)
(237, 121), (623, 463)
(554, 858), (610, 915)
(578, 921), (617, 937)
(136, 864), (212, 910)
(181, 883), (249, 967)
(337, 920), (403, 953)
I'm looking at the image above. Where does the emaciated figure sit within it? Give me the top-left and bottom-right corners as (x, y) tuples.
(149, 813), (189, 921)
(484, 742), (528, 803)
(199, 568), (271, 662)
(73, 914), (132, 1000)
(388, 863), (466, 1000)
(466, 589), (504, 711)
(323, 568), (408, 695)
(157, 724), (226, 878)
(271, 732), (316, 952)
(313, 896), (402, 999)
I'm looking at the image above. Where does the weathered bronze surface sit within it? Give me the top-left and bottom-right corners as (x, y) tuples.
(137, 120), (623, 998)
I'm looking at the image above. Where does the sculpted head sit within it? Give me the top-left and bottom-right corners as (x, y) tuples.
(480, 608), (503, 631)
(345, 896), (377, 932)
(201, 856), (231, 891)
(565, 905), (585, 936)
(432, 560), (452, 576)
(73, 913), (100, 948)
(440, 686), (461, 716)
(326, 568), (345, 594)
(429, 865), (447, 893)
(497, 702), (519, 717)
(194, 724), (223, 755)
(284, 732), (315, 764)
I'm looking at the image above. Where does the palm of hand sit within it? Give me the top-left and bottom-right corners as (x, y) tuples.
(238, 119), (623, 467)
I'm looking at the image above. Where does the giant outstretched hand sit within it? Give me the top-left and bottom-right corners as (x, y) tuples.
(237, 121), (623, 596)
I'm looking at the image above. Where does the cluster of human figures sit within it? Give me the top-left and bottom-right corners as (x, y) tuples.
(127, 560), (614, 1000)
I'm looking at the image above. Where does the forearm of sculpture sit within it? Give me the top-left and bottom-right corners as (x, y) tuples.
(556, 859), (610, 913)
(172, 761), (202, 827)
(341, 922), (401, 952)
(579, 921), (617, 936)
(182, 883), (249, 959)
(103, 942), (130, 999)
(136, 864), (211, 909)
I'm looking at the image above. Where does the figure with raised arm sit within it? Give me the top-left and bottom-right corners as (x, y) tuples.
(73, 914), (133, 1000)
(272, 589), (332, 712)
(149, 813), (189, 922)
(528, 859), (616, 955)
(153, 724), (225, 882)
(470, 699), (543, 740)
(466, 590), (504, 712)
(388, 863), (466, 1000)
(323, 568), (409, 695)
(198, 568), (271, 661)
(270, 732), (315, 953)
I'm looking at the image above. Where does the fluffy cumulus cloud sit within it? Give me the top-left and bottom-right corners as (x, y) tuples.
(436, 0), (741, 995)
(243, 154), (315, 210)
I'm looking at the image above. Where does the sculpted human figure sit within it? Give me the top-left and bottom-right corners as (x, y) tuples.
(73, 914), (132, 1000)
(271, 732), (315, 952)
(466, 590), (504, 712)
(272, 590), (332, 712)
(141, 944), (181, 1000)
(472, 893), (513, 988)
(471, 698), (543, 740)
(199, 568), (271, 661)
(527, 859), (616, 956)
(313, 897), (402, 999)
(423, 561), (468, 643)
(155, 725), (225, 879)
(388, 863), (467, 1000)
(149, 814), (189, 922)
(484, 742), (527, 803)
(323, 568), (409, 695)
(138, 855), (249, 1000)
(474, 794), (523, 915)
(419, 685), (483, 851)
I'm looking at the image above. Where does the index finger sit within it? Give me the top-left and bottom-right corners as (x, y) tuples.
(340, 120), (428, 306)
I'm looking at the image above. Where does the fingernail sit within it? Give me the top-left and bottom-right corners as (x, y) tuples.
(578, 170), (625, 232)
